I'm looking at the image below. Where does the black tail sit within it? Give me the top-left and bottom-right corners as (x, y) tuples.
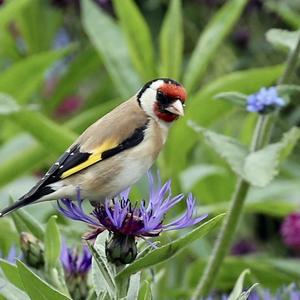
(0, 186), (54, 217)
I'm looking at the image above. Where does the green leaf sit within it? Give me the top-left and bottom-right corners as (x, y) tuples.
(277, 84), (300, 99)
(14, 209), (45, 240)
(88, 238), (116, 299)
(113, 0), (155, 80)
(190, 124), (300, 187)
(82, 0), (141, 97)
(46, 46), (103, 112)
(214, 91), (247, 107)
(0, 93), (20, 115)
(16, 0), (62, 54)
(184, 0), (247, 92)
(0, 277), (30, 300)
(189, 122), (248, 178)
(116, 214), (224, 280)
(127, 272), (141, 300)
(137, 281), (152, 300)
(243, 127), (300, 187)
(159, 0), (183, 79)
(17, 260), (70, 300)
(11, 211), (31, 235)
(266, 2), (300, 30)
(44, 215), (61, 271)
(0, 0), (31, 29)
(228, 269), (250, 300)
(0, 48), (73, 103)
(8, 109), (77, 155)
(0, 259), (24, 291)
(266, 29), (300, 52)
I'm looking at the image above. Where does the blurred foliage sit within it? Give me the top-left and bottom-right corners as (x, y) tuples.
(0, 0), (300, 299)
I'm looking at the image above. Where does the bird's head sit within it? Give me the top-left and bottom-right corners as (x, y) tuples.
(137, 78), (187, 123)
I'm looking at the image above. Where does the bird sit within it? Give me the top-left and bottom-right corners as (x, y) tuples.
(0, 78), (187, 217)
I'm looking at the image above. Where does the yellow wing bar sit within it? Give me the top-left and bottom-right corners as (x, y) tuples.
(61, 139), (118, 179)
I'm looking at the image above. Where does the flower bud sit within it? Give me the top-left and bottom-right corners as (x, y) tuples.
(20, 232), (44, 268)
(105, 233), (137, 265)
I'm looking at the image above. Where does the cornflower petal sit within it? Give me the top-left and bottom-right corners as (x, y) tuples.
(57, 199), (99, 226)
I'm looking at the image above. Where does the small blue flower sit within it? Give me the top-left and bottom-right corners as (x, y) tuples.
(57, 172), (207, 240)
(246, 87), (285, 114)
(60, 242), (92, 277)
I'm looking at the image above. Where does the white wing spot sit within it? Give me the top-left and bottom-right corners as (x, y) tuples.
(55, 162), (60, 166)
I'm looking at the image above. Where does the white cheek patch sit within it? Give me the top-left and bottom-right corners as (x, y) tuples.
(139, 80), (164, 118)
(140, 87), (157, 117)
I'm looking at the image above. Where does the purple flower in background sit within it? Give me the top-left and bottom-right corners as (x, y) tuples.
(58, 172), (207, 240)
(280, 213), (300, 251)
(248, 285), (300, 300)
(60, 243), (92, 277)
(61, 243), (92, 299)
(0, 246), (18, 264)
(231, 239), (257, 256)
(246, 87), (285, 114)
(55, 95), (82, 118)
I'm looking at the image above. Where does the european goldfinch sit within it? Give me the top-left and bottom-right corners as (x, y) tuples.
(0, 78), (186, 216)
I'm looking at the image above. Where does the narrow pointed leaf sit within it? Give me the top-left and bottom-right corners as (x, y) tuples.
(116, 214), (224, 280)
(17, 260), (70, 300)
(0, 48), (73, 103)
(13, 209), (44, 240)
(0, 259), (24, 291)
(159, 0), (183, 79)
(0, 0), (31, 29)
(82, 0), (141, 97)
(88, 241), (116, 299)
(138, 281), (152, 300)
(214, 91), (247, 107)
(44, 216), (61, 271)
(228, 269), (250, 300)
(184, 0), (247, 92)
(113, 0), (155, 80)
(8, 109), (76, 155)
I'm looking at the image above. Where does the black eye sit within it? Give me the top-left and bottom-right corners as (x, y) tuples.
(156, 91), (170, 106)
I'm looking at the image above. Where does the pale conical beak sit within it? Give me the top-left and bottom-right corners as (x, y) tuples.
(165, 99), (184, 116)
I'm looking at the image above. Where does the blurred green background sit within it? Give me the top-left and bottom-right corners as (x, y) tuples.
(1, 0), (300, 298)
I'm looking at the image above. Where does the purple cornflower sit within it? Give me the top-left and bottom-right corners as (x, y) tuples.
(57, 172), (207, 240)
(60, 243), (92, 277)
(61, 243), (92, 299)
(246, 87), (285, 114)
(57, 172), (207, 264)
(280, 213), (300, 251)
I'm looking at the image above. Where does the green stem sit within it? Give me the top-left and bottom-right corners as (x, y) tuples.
(192, 32), (300, 298)
(277, 31), (300, 85)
